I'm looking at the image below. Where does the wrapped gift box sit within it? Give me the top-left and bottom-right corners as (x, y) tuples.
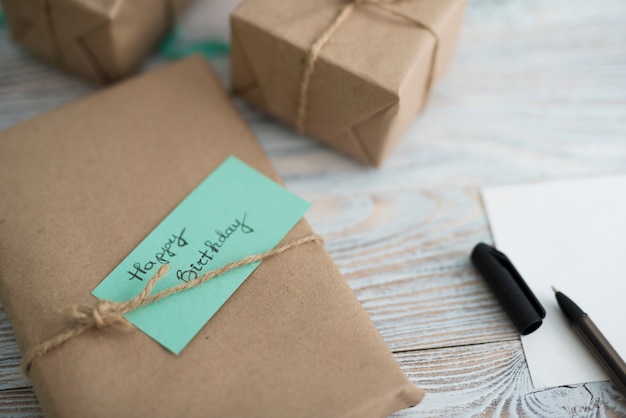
(0, 56), (423, 417)
(231, 0), (466, 166)
(0, 0), (189, 83)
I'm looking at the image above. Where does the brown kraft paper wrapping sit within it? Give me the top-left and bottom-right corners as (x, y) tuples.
(0, 0), (190, 84)
(0, 56), (424, 417)
(231, 0), (466, 166)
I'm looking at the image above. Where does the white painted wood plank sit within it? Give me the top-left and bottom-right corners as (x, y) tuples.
(395, 340), (626, 417)
(309, 188), (518, 351)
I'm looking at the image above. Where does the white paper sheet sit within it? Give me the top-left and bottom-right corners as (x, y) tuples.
(481, 174), (626, 389)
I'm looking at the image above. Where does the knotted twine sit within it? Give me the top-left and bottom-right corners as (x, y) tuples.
(296, 0), (440, 134)
(22, 234), (323, 375)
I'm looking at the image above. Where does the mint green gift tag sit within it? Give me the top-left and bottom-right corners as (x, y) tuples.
(92, 156), (310, 354)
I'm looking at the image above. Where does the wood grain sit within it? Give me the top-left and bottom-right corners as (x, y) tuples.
(1, 0), (626, 416)
(0, 388), (42, 417)
(0, 308), (29, 391)
(395, 340), (626, 417)
(309, 188), (519, 352)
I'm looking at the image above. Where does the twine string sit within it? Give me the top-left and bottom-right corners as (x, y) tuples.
(296, 0), (439, 134)
(22, 234), (323, 375)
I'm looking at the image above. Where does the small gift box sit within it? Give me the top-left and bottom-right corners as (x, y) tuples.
(0, 56), (423, 417)
(0, 0), (190, 83)
(231, 0), (466, 166)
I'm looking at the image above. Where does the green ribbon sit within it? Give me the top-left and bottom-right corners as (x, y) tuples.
(158, 27), (229, 60)
(0, 8), (5, 29)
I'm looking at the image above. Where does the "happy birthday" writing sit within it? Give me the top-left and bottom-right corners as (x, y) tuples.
(125, 213), (255, 283)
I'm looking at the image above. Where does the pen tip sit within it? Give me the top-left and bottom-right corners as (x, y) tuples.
(551, 285), (558, 294)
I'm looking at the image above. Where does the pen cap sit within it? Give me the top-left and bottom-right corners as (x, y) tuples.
(470, 243), (546, 335)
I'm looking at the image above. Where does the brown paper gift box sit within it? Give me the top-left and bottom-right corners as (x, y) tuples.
(0, 0), (189, 84)
(231, 0), (466, 166)
(0, 56), (424, 417)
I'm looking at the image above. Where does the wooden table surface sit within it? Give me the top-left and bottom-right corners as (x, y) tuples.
(1, 0), (626, 416)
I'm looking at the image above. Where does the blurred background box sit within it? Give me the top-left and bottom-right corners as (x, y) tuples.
(1, 0), (190, 83)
